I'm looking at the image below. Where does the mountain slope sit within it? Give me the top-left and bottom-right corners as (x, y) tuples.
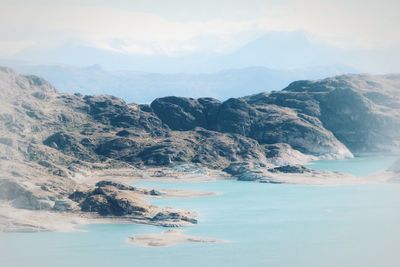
(0, 67), (399, 231)
(245, 74), (400, 152)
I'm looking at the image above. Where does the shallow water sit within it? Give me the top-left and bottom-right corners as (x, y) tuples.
(1, 157), (400, 267)
(306, 155), (398, 176)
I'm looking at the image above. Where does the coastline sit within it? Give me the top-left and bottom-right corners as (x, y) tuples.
(1, 160), (398, 234)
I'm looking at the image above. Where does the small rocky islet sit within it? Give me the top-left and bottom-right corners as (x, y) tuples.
(0, 66), (400, 231)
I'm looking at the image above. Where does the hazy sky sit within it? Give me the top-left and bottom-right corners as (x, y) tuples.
(0, 0), (399, 72)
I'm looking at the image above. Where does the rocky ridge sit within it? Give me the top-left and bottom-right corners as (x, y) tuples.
(0, 67), (399, 230)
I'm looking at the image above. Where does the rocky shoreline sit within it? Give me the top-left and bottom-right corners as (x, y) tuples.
(0, 67), (400, 232)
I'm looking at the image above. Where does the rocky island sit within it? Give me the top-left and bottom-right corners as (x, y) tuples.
(0, 66), (399, 232)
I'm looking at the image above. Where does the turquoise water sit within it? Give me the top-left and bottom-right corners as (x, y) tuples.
(306, 155), (398, 176)
(1, 157), (400, 267)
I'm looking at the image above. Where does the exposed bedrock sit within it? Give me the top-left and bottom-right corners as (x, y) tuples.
(1, 67), (400, 230)
(150, 96), (220, 131)
(151, 75), (400, 155)
(69, 181), (197, 224)
(151, 96), (352, 158)
(1, 66), (400, 206)
(246, 75), (400, 153)
(94, 128), (267, 169)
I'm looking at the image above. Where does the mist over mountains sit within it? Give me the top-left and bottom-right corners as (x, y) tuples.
(8, 30), (398, 74)
(4, 63), (356, 103)
(6, 30), (400, 103)
(13, 32), (344, 72)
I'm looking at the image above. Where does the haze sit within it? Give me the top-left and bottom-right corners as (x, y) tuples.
(1, 0), (399, 73)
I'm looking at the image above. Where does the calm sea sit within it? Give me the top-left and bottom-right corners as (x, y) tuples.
(1, 156), (399, 267)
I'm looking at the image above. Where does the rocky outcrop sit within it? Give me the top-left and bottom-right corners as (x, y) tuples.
(1, 67), (400, 230)
(220, 102), (350, 158)
(150, 96), (220, 131)
(263, 143), (316, 166)
(83, 95), (168, 136)
(318, 88), (399, 152)
(223, 162), (267, 181)
(152, 75), (400, 155)
(268, 165), (311, 174)
(151, 211), (197, 224)
(80, 191), (148, 216)
(152, 97), (352, 158)
(52, 199), (78, 212)
(247, 75), (400, 153)
(69, 181), (196, 224)
(92, 128), (267, 169)
(43, 132), (97, 162)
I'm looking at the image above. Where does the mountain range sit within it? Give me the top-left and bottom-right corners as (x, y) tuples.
(2, 62), (356, 103)
(1, 67), (399, 231)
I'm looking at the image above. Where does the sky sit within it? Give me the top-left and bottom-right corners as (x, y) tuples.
(0, 0), (400, 72)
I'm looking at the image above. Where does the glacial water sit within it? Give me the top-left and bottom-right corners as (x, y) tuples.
(306, 155), (398, 176)
(1, 156), (400, 267)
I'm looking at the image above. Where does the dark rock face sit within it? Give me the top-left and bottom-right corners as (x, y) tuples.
(268, 165), (310, 174)
(95, 137), (142, 158)
(43, 132), (77, 151)
(79, 186), (148, 216)
(70, 182), (143, 216)
(80, 194), (115, 215)
(243, 105), (345, 156)
(68, 191), (87, 202)
(137, 142), (187, 166)
(142, 129), (266, 168)
(257, 75), (400, 153)
(53, 199), (76, 212)
(95, 181), (136, 191)
(69, 181), (195, 223)
(80, 194), (148, 216)
(89, 128), (266, 169)
(151, 75), (400, 155)
(263, 143), (312, 166)
(212, 98), (256, 135)
(151, 211), (197, 224)
(152, 97), (350, 157)
(43, 132), (96, 161)
(223, 162), (268, 181)
(83, 95), (168, 136)
(151, 96), (220, 131)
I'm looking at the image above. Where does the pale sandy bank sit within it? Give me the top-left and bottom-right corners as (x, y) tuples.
(128, 229), (226, 247)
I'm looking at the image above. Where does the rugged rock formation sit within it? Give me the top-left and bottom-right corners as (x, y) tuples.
(0, 67), (195, 226)
(83, 95), (168, 136)
(150, 96), (219, 130)
(223, 162), (266, 181)
(1, 66), (399, 228)
(268, 165), (311, 174)
(95, 128), (267, 168)
(151, 74), (400, 155)
(151, 96), (352, 158)
(263, 143), (316, 166)
(70, 181), (197, 224)
(246, 75), (400, 153)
